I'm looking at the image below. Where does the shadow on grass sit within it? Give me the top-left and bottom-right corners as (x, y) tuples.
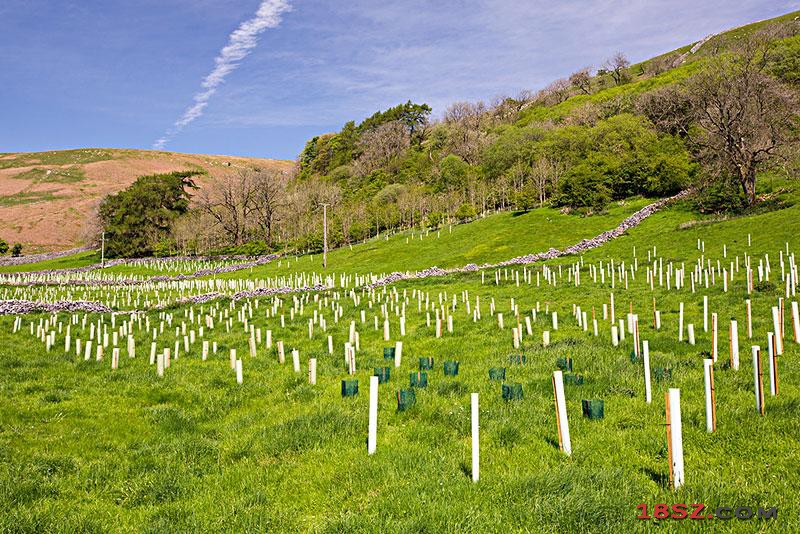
(642, 467), (670, 488)
(459, 461), (472, 480)
(545, 436), (560, 450)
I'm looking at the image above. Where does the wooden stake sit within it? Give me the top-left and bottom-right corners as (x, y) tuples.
(752, 346), (765, 416)
(703, 359), (716, 432)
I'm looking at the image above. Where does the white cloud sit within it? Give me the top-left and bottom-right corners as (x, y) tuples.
(153, 0), (290, 149)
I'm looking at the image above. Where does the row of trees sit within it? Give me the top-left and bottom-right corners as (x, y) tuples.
(162, 112), (689, 257)
(195, 168), (289, 247)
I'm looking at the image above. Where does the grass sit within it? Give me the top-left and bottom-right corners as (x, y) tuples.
(240, 197), (652, 280)
(0, 190), (60, 207)
(11, 166), (87, 184)
(0, 180), (798, 531)
(0, 149), (118, 170)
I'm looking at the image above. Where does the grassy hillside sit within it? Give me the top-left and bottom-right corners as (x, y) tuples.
(232, 180), (797, 283)
(0, 149), (292, 253)
(207, 198), (650, 279)
(0, 195), (657, 279)
(517, 10), (800, 126)
(0, 195), (650, 278)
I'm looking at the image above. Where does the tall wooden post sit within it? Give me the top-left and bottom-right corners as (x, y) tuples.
(752, 346), (765, 416)
(703, 359), (716, 432)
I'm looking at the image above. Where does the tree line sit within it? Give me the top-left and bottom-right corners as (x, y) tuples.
(98, 20), (800, 258)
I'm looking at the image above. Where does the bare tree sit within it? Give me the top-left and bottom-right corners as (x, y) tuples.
(488, 90), (534, 125)
(251, 169), (288, 246)
(507, 160), (528, 195)
(198, 169), (256, 246)
(444, 101), (487, 131)
(640, 35), (799, 205)
(636, 85), (694, 136)
(538, 77), (573, 106)
(565, 102), (601, 126)
(530, 157), (565, 206)
(605, 52), (630, 85)
(690, 61), (797, 205)
(353, 121), (410, 176)
(172, 209), (217, 254)
(443, 101), (493, 165)
(646, 53), (678, 76)
(569, 68), (593, 95)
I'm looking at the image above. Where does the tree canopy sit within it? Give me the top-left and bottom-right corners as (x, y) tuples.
(98, 171), (198, 257)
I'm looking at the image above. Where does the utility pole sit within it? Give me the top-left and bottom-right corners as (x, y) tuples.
(100, 232), (106, 268)
(320, 203), (329, 269)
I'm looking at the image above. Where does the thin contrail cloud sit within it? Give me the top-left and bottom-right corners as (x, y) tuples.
(153, 0), (291, 150)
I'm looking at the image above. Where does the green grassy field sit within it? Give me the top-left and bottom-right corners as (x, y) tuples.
(0, 184), (798, 532)
(235, 197), (653, 280)
(0, 195), (648, 286)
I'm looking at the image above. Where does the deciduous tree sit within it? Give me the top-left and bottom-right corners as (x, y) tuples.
(605, 52), (630, 85)
(569, 68), (593, 95)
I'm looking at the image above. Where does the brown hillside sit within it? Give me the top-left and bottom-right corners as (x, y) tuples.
(0, 148), (293, 252)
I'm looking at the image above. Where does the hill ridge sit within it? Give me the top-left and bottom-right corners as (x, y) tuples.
(0, 148), (293, 252)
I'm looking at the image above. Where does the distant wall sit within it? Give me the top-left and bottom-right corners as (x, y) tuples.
(0, 245), (94, 267)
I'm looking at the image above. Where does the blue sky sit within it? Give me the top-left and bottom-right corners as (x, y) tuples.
(1, 0), (798, 160)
